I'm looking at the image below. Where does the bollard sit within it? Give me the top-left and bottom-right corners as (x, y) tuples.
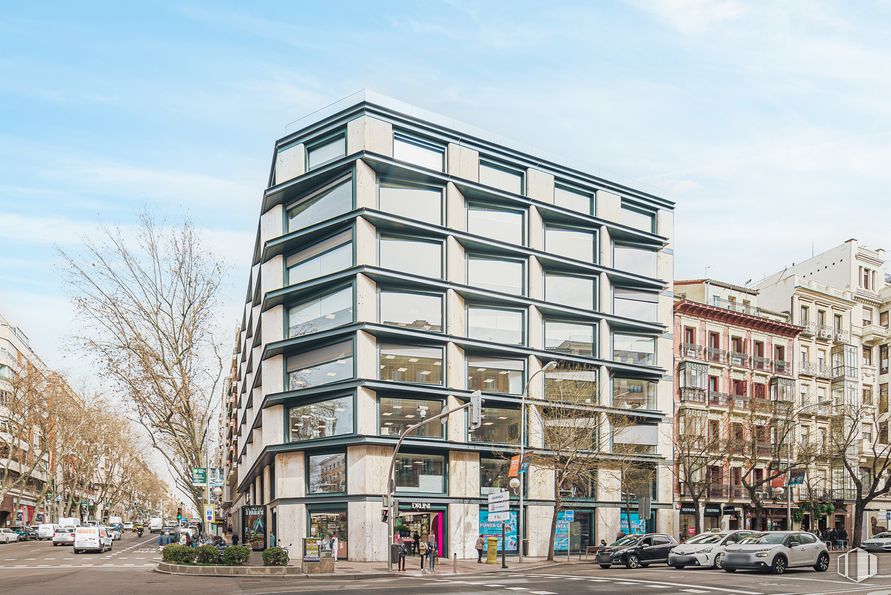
(453, 552), (457, 574)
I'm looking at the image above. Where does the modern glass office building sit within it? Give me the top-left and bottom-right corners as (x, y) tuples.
(226, 91), (675, 561)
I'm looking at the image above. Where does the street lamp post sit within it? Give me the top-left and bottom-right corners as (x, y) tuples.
(518, 360), (558, 564)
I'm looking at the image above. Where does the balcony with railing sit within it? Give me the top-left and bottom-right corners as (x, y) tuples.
(708, 483), (728, 498)
(732, 394), (751, 410)
(860, 323), (886, 346)
(755, 441), (772, 456)
(753, 356), (771, 371)
(708, 391), (730, 407)
(800, 361), (817, 376)
(679, 343), (704, 360)
(729, 351), (749, 368)
(816, 364), (833, 379)
(773, 359), (791, 374)
(679, 387), (707, 403)
(707, 347), (727, 364)
(817, 325), (835, 340)
(800, 321), (817, 336)
(730, 485), (747, 499)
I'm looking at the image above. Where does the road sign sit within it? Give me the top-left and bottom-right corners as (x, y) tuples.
(488, 491), (509, 504)
(489, 501), (509, 513)
(488, 511), (510, 523)
(191, 467), (207, 486)
(209, 467), (224, 487)
(203, 505), (213, 523)
(564, 510), (574, 522)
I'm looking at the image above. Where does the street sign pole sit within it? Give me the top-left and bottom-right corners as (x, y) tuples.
(501, 522), (507, 568)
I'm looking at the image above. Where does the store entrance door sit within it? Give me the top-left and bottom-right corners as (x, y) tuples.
(395, 508), (447, 557)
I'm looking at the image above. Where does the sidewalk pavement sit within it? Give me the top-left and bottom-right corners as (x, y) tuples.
(246, 553), (594, 580)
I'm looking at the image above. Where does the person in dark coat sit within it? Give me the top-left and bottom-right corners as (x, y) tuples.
(232, 533), (239, 546)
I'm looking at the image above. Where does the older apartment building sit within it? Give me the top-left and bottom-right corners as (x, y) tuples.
(227, 91), (675, 561)
(674, 280), (808, 533)
(756, 239), (891, 539)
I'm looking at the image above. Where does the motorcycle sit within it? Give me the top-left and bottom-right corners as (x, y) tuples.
(137, 528), (144, 537)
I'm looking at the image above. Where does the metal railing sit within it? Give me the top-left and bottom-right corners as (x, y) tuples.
(707, 347), (727, 363)
(773, 360), (791, 374)
(753, 356), (771, 371)
(708, 391), (729, 407)
(680, 387), (707, 403)
(679, 343), (704, 359)
(729, 351), (749, 367)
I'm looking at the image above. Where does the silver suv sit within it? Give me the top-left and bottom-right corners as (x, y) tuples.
(722, 531), (829, 574)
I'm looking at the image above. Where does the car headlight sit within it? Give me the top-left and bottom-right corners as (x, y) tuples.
(700, 547), (713, 553)
(754, 551), (770, 558)
(613, 549), (627, 555)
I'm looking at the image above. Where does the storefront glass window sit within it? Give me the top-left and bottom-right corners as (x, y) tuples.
(394, 453), (444, 493)
(308, 511), (348, 560)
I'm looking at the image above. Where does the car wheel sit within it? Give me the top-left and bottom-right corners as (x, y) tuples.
(724, 567), (736, 573)
(625, 554), (641, 569)
(713, 553), (724, 569)
(599, 564), (611, 569)
(814, 552), (829, 572)
(771, 555), (787, 575)
(672, 564), (685, 569)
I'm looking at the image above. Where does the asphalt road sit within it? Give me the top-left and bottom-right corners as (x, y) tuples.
(3, 538), (891, 595)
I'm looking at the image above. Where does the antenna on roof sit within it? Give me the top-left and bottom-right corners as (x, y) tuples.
(705, 265), (711, 278)
(745, 279), (752, 286)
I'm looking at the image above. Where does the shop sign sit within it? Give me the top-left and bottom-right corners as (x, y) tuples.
(242, 506), (267, 551)
(679, 503), (696, 515)
(704, 504), (721, 517)
(191, 467), (207, 486)
(688, 526), (696, 535)
(410, 502), (431, 511)
(723, 505), (738, 515)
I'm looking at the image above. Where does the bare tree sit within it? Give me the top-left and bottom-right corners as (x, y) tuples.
(525, 368), (633, 561)
(671, 409), (727, 535)
(61, 214), (224, 512)
(829, 402), (891, 547)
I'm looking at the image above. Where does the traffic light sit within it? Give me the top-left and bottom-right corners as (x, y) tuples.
(470, 390), (482, 430)
(381, 508), (389, 523)
(176, 506), (182, 521)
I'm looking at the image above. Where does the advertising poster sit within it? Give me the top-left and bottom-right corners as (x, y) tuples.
(242, 505), (267, 551)
(619, 511), (646, 535)
(554, 510), (573, 552)
(479, 509), (518, 553)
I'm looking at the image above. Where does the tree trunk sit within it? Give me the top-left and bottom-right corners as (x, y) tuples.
(754, 501), (763, 531)
(853, 499), (866, 548)
(692, 498), (702, 535)
(547, 504), (559, 562)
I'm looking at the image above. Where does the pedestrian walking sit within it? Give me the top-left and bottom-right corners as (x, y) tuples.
(331, 535), (339, 562)
(475, 534), (485, 563)
(427, 533), (437, 573)
(232, 533), (239, 546)
(418, 536), (428, 571)
(269, 531), (276, 547)
(397, 540), (407, 571)
(412, 531), (420, 556)
(829, 528), (838, 551)
(839, 527), (849, 549)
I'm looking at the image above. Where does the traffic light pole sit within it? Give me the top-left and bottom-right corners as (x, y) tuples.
(384, 391), (481, 572)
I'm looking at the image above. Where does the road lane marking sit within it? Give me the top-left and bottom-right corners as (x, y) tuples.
(529, 592), (557, 595)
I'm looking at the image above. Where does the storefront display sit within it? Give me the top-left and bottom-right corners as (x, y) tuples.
(479, 509), (518, 553)
(308, 510), (348, 559)
(555, 510), (592, 553)
(395, 508), (446, 557)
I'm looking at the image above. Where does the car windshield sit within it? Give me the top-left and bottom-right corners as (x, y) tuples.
(612, 536), (640, 547)
(873, 532), (891, 539)
(741, 533), (786, 544)
(687, 533), (723, 545)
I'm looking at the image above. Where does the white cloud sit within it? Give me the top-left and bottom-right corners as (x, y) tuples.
(630, 0), (747, 34)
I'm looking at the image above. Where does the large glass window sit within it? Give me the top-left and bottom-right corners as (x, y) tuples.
(378, 344), (443, 385)
(467, 256), (524, 295)
(613, 288), (659, 322)
(545, 366), (598, 404)
(286, 341), (354, 390)
(554, 185), (593, 215)
(480, 458), (510, 496)
(379, 291), (442, 332)
(286, 230), (352, 285)
(619, 203), (656, 233)
(545, 226), (595, 262)
(544, 321), (595, 357)
(613, 378), (657, 410)
(479, 160), (524, 194)
(545, 273), (595, 310)
(467, 204), (524, 245)
(289, 396), (353, 442)
(469, 406), (521, 444)
(395, 453), (445, 493)
(614, 244), (657, 278)
(308, 452), (346, 494)
(379, 397), (444, 438)
(467, 307), (524, 345)
(287, 178), (352, 232)
(393, 133), (444, 171)
(287, 286), (353, 337)
(379, 236), (442, 278)
(613, 334), (656, 366)
(378, 181), (442, 226)
(306, 135), (346, 170)
(308, 511), (347, 559)
(467, 356), (524, 394)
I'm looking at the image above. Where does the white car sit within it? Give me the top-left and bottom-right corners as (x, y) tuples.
(73, 526), (113, 553)
(107, 526), (122, 541)
(53, 527), (76, 546)
(862, 531), (891, 553)
(0, 528), (18, 544)
(723, 531), (829, 574)
(669, 530), (754, 569)
(123, 522), (134, 531)
(38, 524), (60, 541)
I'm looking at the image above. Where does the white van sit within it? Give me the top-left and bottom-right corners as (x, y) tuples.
(59, 517), (81, 528)
(73, 526), (112, 553)
(149, 517), (163, 533)
(38, 524), (60, 540)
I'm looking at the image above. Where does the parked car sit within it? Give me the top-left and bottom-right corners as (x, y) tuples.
(123, 522), (134, 531)
(723, 531), (829, 574)
(0, 528), (18, 544)
(53, 527), (76, 546)
(38, 524), (60, 541)
(73, 526), (113, 553)
(106, 526), (122, 541)
(862, 532), (891, 553)
(669, 530), (753, 569)
(14, 527), (32, 541)
(596, 533), (678, 569)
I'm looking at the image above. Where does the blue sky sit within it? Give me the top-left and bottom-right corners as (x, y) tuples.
(3, 0), (891, 386)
